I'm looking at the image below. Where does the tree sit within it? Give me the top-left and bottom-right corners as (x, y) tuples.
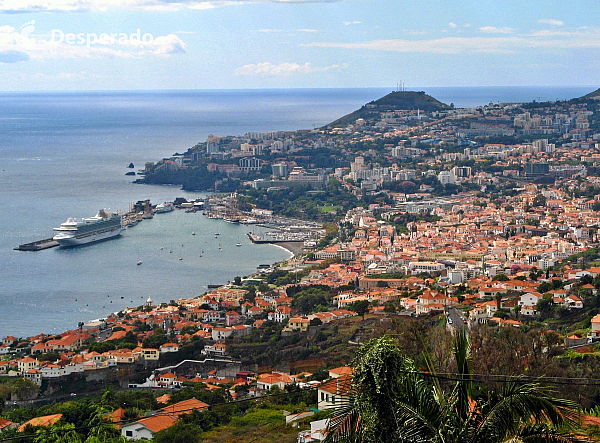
(349, 300), (370, 320)
(291, 288), (330, 314)
(492, 273), (509, 282)
(153, 422), (201, 443)
(233, 276), (242, 286)
(326, 331), (580, 443)
(11, 377), (40, 400)
(258, 282), (271, 294)
(309, 317), (323, 327)
(142, 328), (168, 349)
(533, 193), (547, 207)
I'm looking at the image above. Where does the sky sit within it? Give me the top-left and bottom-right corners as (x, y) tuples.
(0, 0), (599, 91)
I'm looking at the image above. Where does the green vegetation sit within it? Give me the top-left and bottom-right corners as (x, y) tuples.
(326, 331), (580, 443)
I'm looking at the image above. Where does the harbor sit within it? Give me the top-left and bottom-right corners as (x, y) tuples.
(13, 194), (322, 256)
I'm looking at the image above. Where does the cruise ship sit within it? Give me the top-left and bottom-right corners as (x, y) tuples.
(155, 202), (174, 213)
(53, 209), (123, 247)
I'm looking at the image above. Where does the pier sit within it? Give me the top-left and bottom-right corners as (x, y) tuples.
(14, 238), (59, 251)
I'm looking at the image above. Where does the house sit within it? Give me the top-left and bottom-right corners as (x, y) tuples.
(159, 398), (209, 416)
(328, 366), (352, 379)
(140, 349), (160, 360)
(317, 375), (352, 410)
(520, 305), (537, 317)
(564, 294), (584, 309)
(203, 343), (227, 356)
(268, 306), (292, 322)
(416, 290), (453, 316)
(211, 327), (234, 341)
(2, 336), (16, 346)
(44, 334), (82, 352)
(256, 372), (293, 391)
(226, 311), (243, 326)
(17, 357), (38, 375)
(18, 414), (63, 432)
(581, 284), (598, 296)
(159, 343), (179, 354)
(588, 314), (600, 341)
(105, 349), (136, 364)
(297, 419), (329, 442)
(157, 372), (177, 388)
(121, 415), (177, 441)
(518, 292), (542, 309)
(0, 418), (16, 433)
(30, 342), (53, 354)
(246, 306), (263, 318)
(285, 317), (310, 332)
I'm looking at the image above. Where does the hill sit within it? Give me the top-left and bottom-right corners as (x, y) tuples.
(580, 88), (600, 100)
(327, 90), (451, 128)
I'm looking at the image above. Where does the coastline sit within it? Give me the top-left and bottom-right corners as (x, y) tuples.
(269, 241), (303, 257)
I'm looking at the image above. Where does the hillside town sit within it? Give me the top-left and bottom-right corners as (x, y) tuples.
(4, 90), (600, 441)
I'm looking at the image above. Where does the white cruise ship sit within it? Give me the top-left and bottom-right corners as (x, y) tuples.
(53, 209), (123, 247)
(155, 202), (174, 213)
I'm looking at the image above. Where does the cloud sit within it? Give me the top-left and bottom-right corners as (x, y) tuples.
(0, 49), (29, 63)
(343, 21), (361, 26)
(538, 19), (564, 26)
(235, 61), (346, 76)
(0, 0), (342, 13)
(448, 22), (457, 28)
(479, 26), (515, 34)
(303, 28), (600, 54)
(148, 34), (186, 54)
(297, 28), (318, 33)
(0, 25), (15, 33)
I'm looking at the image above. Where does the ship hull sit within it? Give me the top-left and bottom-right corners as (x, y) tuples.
(54, 227), (123, 247)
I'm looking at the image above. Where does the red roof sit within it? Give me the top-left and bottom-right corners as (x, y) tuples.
(160, 398), (209, 416)
(128, 415), (177, 433)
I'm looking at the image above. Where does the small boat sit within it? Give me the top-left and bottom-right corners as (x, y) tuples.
(192, 232), (196, 236)
(160, 247), (163, 250)
(236, 243), (242, 247)
(179, 257), (183, 261)
(215, 232), (221, 236)
(137, 260), (142, 266)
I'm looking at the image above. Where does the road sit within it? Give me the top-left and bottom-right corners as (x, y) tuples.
(446, 306), (467, 330)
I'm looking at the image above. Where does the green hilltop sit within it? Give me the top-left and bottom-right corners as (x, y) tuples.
(327, 90), (451, 128)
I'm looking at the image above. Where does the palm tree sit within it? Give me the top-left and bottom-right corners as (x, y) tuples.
(325, 329), (582, 443)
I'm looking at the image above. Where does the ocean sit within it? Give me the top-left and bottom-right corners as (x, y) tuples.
(0, 86), (596, 338)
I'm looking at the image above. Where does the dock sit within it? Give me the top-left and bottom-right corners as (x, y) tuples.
(14, 238), (59, 251)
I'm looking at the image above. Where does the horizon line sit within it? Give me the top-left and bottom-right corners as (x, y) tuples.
(0, 85), (598, 94)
